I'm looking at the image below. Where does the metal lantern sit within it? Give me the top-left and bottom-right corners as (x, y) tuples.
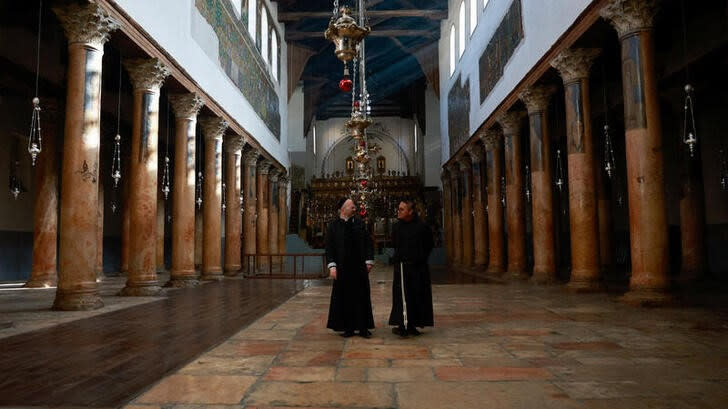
(346, 110), (372, 139)
(324, 6), (370, 63)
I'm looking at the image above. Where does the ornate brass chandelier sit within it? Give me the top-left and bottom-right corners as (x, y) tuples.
(325, 1), (370, 94)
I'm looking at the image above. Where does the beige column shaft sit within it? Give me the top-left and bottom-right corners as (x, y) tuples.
(121, 162), (130, 274)
(482, 130), (506, 273)
(120, 58), (170, 296)
(27, 101), (59, 288)
(242, 150), (258, 273)
(52, 4), (118, 310)
(458, 158), (474, 268)
(224, 137), (243, 276)
(268, 169), (280, 269)
(467, 145), (489, 269)
(167, 93), (203, 287)
(200, 117), (228, 280)
(441, 172), (454, 265)
(257, 160), (271, 271)
(679, 163), (706, 282)
(602, 0), (670, 304)
(449, 168), (463, 266)
(498, 112), (528, 278)
(520, 85), (558, 283)
(278, 174), (288, 267)
(195, 208), (203, 269)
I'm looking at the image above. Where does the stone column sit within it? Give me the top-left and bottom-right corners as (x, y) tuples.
(223, 136), (243, 276)
(278, 173), (288, 266)
(441, 171), (454, 265)
(242, 150), (258, 273)
(26, 101), (60, 288)
(167, 93), (204, 287)
(257, 159), (271, 271)
(52, 4), (118, 310)
(466, 145), (488, 269)
(481, 131), (506, 274)
(449, 167), (463, 266)
(195, 207), (203, 270)
(497, 112), (528, 278)
(119, 58), (170, 296)
(268, 169), (280, 270)
(520, 85), (558, 283)
(96, 176), (104, 278)
(156, 193), (164, 272)
(200, 117), (228, 280)
(596, 148), (614, 274)
(121, 163), (130, 275)
(601, 0), (670, 304)
(458, 157), (474, 268)
(679, 161), (706, 283)
(552, 48), (603, 291)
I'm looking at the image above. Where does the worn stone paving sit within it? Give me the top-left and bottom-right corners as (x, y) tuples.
(126, 267), (728, 409)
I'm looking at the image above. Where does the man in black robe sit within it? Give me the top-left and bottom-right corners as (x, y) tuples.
(389, 200), (434, 337)
(326, 198), (375, 338)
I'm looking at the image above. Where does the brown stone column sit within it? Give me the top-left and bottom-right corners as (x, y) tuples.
(482, 131), (506, 274)
(497, 112), (528, 278)
(26, 101), (59, 288)
(466, 145), (488, 269)
(200, 117), (228, 280)
(520, 85), (558, 283)
(120, 58), (170, 296)
(257, 160), (271, 271)
(223, 136), (243, 276)
(268, 169), (280, 270)
(167, 93), (203, 287)
(551, 48), (602, 291)
(278, 173), (288, 267)
(458, 157), (474, 268)
(242, 150), (258, 273)
(97, 177), (104, 278)
(596, 149), (614, 274)
(441, 171), (454, 265)
(679, 164), (706, 283)
(121, 164), (130, 275)
(156, 194), (164, 272)
(52, 4), (118, 310)
(195, 207), (202, 270)
(449, 167), (463, 266)
(601, 0), (670, 304)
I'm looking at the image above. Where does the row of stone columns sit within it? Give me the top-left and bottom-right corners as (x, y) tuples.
(443, 0), (699, 304)
(22, 2), (289, 310)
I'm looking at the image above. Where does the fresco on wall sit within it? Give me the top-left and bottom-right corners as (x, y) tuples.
(479, 0), (524, 104)
(448, 75), (470, 156)
(195, 0), (281, 139)
(290, 165), (305, 190)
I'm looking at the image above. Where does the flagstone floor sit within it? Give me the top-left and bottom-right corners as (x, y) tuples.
(124, 267), (728, 409)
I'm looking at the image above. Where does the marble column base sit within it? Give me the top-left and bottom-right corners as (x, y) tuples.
(224, 266), (241, 277)
(119, 281), (163, 296)
(566, 278), (604, 293)
(53, 289), (103, 311)
(201, 271), (224, 281)
(620, 288), (674, 307)
(24, 278), (57, 288)
(530, 271), (558, 285)
(486, 265), (506, 275)
(507, 270), (529, 280)
(165, 276), (200, 288)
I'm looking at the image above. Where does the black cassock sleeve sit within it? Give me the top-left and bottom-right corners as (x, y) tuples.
(422, 222), (434, 260)
(325, 221), (338, 268)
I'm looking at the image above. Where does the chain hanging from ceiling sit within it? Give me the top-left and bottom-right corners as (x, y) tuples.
(111, 54), (123, 213)
(196, 124), (203, 209)
(680, 0), (699, 159)
(719, 149), (728, 191)
(28, 0), (44, 166)
(161, 100), (172, 201)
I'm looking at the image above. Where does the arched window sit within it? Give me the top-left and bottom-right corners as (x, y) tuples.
(449, 24), (456, 76)
(261, 6), (269, 64)
(458, 1), (465, 58)
(271, 31), (278, 81)
(483, 0), (489, 9)
(247, 0), (256, 40)
(470, 0), (477, 35)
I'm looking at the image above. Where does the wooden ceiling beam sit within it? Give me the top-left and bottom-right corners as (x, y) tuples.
(286, 29), (437, 41)
(279, 9), (447, 22)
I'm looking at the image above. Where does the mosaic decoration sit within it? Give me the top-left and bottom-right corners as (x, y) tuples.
(447, 75), (470, 156)
(195, 0), (281, 139)
(478, 0), (524, 104)
(290, 165), (305, 190)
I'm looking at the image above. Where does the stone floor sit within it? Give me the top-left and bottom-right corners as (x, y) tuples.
(122, 267), (728, 409)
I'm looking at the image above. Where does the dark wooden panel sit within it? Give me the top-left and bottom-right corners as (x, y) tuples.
(0, 279), (307, 408)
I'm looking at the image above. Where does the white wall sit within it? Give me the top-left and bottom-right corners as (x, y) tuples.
(287, 84), (305, 152)
(439, 0), (594, 164)
(114, 0), (289, 167)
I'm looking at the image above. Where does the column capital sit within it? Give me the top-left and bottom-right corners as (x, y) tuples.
(497, 111), (525, 135)
(519, 85), (557, 114)
(269, 169), (280, 182)
(600, 0), (659, 38)
(257, 159), (272, 175)
(278, 174), (289, 186)
(52, 3), (119, 47)
(224, 135), (244, 153)
(244, 149), (260, 165)
(441, 170), (451, 185)
(480, 129), (502, 150)
(551, 48), (601, 84)
(457, 156), (472, 171)
(124, 58), (170, 91)
(465, 145), (485, 164)
(169, 93), (204, 119)
(200, 117), (229, 141)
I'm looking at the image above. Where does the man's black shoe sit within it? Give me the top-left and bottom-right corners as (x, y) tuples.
(358, 329), (372, 338)
(407, 327), (422, 336)
(392, 326), (408, 337)
(341, 330), (355, 338)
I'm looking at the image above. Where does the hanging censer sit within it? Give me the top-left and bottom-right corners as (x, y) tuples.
(28, 0), (44, 166)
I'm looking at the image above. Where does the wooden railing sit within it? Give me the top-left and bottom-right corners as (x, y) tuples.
(242, 253), (328, 279)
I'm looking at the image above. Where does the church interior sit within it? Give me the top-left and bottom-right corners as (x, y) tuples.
(1, 0), (727, 408)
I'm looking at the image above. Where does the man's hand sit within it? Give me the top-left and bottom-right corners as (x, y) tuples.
(366, 264), (373, 273)
(329, 267), (337, 280)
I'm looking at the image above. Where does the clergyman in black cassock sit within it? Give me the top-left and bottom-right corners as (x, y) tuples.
(326, 198), (375, 338)
(389, 200), (434, 336)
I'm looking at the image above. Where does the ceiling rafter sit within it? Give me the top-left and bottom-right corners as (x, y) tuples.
(278, 9), (447, 22)
(286, 29), (438, 41)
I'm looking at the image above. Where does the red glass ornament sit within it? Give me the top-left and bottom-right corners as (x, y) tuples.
(359, 208), (367, 217)
(360, 179), (368, 188)
(359, 140), (366, 148)
(339, 77), (353, 92)
(353, 100), (360, 108)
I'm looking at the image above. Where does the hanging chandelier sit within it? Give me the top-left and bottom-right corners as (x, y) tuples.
(28, 0), (44, 166)
(325, 2), (370, 65)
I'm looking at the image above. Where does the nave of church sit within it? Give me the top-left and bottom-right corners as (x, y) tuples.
(1, 0), (727, 407)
